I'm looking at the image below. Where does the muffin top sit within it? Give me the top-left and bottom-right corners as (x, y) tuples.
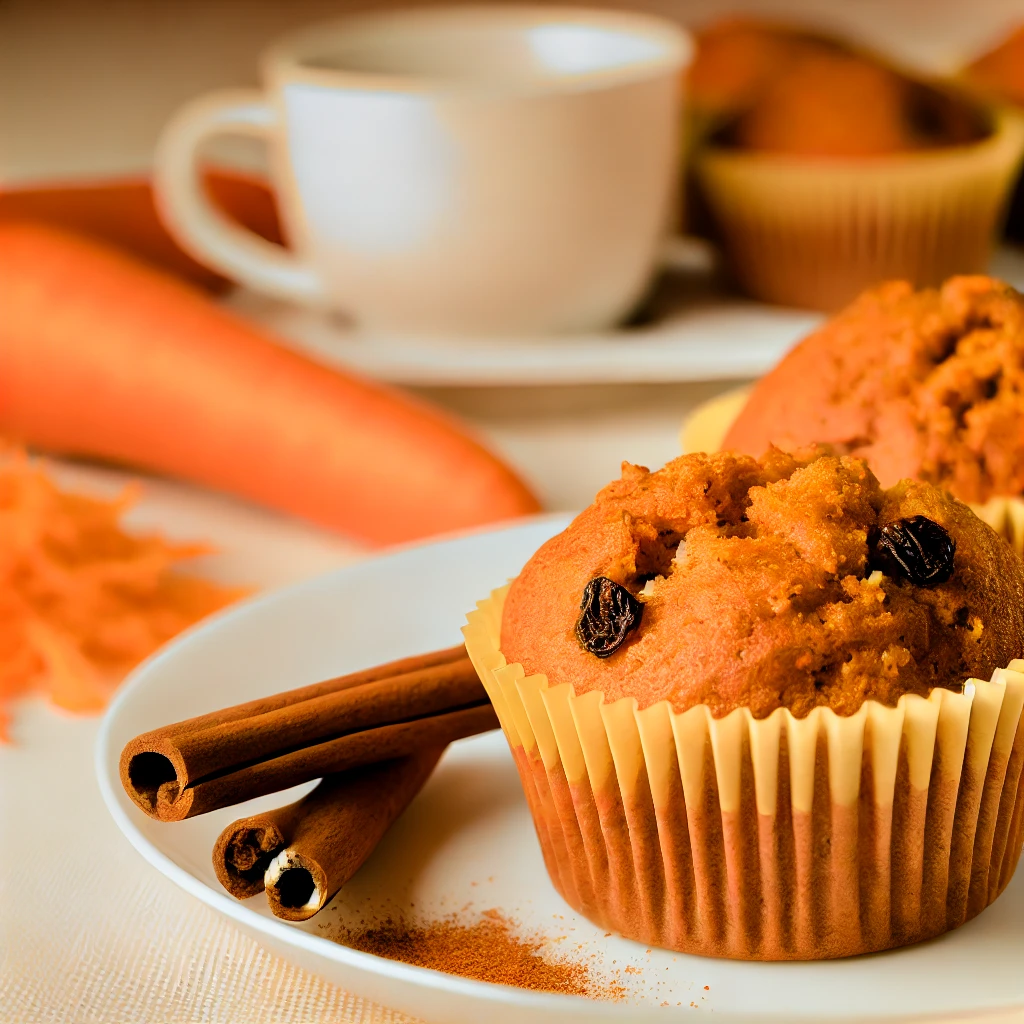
(501, 449), (1024, 719)
(686, 17), (841, 119)
(730, 53), (985, 156)
(966, 26), (1024, 107)
(724, 277), (1024, 504)
(687, 19), (985, 155)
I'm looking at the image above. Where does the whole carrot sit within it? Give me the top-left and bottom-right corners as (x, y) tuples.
(0, 223), (540, 545)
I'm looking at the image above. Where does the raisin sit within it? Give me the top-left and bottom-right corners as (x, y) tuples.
(575, 577), (643, 658)
(874, 516), (955, 586)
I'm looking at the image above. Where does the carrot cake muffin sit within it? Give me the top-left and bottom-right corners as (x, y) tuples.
(464, 449), (1024, 960)
(502, 448), (1023, 719)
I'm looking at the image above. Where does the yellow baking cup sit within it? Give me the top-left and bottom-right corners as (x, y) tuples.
(694, 107), (1024, 311)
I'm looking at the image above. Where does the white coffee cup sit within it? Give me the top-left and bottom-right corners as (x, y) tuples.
(155, 6), (692, 337)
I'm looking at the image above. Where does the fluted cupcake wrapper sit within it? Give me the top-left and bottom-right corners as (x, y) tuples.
(694, 107), (1024, 312)
(680, 389), (1024, 560)
(464, 586), (1024, 960)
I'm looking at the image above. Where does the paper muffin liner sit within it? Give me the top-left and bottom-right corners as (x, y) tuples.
(464, 586), (1024, 959)
(681, 388), (1024, 559)
(694, 107), (1024, 311)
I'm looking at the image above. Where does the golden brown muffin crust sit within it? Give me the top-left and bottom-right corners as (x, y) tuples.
(725, 276), (1024, 505)
(501, 449), (1024, 718)
(730, 53), (985, 156)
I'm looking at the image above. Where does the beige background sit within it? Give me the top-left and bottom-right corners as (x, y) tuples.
(3, 0), (1024, 187)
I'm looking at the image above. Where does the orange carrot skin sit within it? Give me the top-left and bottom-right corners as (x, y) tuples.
(0, 223), (540, 546)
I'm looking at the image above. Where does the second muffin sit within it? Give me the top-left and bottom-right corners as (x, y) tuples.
(724, 275), (1024, 550)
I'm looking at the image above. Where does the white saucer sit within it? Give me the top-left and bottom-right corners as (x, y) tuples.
(221, 275), (822, 388)
(220, 247), (1024, 389)
(97, 517), (1024, 1024)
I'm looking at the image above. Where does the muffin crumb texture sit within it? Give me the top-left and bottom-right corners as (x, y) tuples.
(501, 449), (1024, 718)
(725, 277), (1024, 505)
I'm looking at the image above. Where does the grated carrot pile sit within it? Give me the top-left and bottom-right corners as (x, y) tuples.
(0, 449), (247, 740)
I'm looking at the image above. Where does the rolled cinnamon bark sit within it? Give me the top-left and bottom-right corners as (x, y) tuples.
(213, 749), (443, 903)
(214, 799), (309, 900)
(120, 646), (495, 822)
(261, 750), (444, 920)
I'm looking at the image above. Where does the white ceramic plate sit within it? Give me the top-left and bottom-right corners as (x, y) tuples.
(97, 517), (1024, 1024)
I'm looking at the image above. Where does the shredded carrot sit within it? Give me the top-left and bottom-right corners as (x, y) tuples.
(0, 448), (247, 740)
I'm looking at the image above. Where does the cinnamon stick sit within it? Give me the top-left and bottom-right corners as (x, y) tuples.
(120, 645), (495, 822)
(214, 799), (309, 900)
(260, 749), (443, 920)
(213, 749), (443, 905)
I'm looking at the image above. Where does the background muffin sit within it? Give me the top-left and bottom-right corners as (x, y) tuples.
(681, 17), (844, 238)
(466, 449), (1024, 960)
(724, 276), (1024, 506)
(692, 47), (1023, 311)
(732, 52), (984, 157)
(686, 17), (844, 127)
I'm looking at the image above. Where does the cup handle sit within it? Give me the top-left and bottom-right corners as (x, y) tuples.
(154, 89), (324, 303)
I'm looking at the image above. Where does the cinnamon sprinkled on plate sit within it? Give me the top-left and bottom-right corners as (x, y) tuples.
(337, 909), (625, 1000)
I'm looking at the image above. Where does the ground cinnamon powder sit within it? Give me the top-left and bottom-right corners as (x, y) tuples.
(337, 908), (624, 1000)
